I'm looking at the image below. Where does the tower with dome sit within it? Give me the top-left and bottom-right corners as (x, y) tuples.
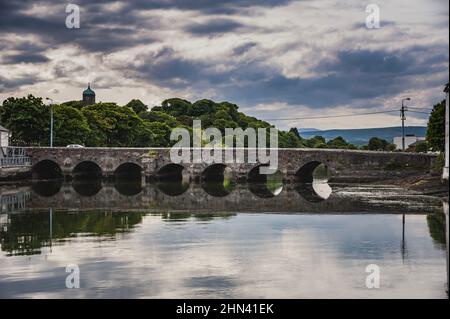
(82, 83), (96, 106)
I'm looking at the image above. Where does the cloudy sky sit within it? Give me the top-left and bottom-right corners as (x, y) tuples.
(0, 0), (448, 130)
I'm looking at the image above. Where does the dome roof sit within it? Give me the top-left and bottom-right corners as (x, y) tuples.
(83, 83), (95, 96)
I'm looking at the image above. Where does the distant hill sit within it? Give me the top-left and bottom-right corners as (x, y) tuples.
(299, 126), (427, 146)
(297, 128), (319, 133)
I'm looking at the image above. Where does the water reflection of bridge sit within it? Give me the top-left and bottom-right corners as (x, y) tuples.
(0, 182), (446, 267)
(0, 188), (31, 213)
(19, 181), (442, 214)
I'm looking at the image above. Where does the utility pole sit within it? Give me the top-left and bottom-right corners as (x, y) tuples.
(443, 83), (449, 180)
(45, 97), (54, 147)
(401, 98), (411, 151)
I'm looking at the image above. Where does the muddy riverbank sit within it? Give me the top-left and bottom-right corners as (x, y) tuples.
(374, 174), (449, 198)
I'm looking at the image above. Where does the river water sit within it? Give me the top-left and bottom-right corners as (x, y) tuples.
(0, 180), (447, 298)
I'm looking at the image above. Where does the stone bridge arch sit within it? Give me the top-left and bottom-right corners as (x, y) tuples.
(72, 160), (103, 179)
(31, 159), (63, 180)
(295, 161), (329, 183)
(155, 163), (188, 181)
(114, 162), (143, 178)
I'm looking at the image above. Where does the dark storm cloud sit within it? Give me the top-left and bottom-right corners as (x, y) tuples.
(0, 0), (293, 53)
(318, 49), (411, 74)
(126, 44), (448, 108)
(0, 1), (156, 54)
(131, 50), (208, 88)
(0, 75), (41, 93)
(223, 45), (448, 107)
(185, 19), (244, 35)
(0, 0), (289, 80)
(118, 0), (294, 14)
(52, 60), (86, 78)
(233, 42), (258, 55)
(1, 40), (49, 64)
(2, 53), (50, 64)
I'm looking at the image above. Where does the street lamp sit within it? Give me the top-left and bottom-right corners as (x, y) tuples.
(45, 97), (54, 147)
(401, 98), (411, 151)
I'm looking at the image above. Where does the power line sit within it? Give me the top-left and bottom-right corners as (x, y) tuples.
(407, 110), (431, 115)
(261, 109), (399, 121)
(407, 107), (433, 111)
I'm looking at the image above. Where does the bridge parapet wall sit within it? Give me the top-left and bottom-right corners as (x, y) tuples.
(25, 147), (437, 182)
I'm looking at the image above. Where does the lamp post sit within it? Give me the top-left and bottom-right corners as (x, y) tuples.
(444, 84), (449, 180)
(401, 98), (411, 151)
(45, 97), (54, 147)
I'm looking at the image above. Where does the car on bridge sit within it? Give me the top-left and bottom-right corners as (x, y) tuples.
(66, 144), (84, 148)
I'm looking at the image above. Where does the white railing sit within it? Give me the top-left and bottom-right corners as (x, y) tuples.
(0, 191), (31, 213)
(0, 156), (32, 167)
(0, 147), (31, 167)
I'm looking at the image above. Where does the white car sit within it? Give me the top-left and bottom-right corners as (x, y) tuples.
(66, 144), (84, 148)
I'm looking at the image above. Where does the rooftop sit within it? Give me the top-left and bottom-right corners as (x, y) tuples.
(83, 83), (95, 96)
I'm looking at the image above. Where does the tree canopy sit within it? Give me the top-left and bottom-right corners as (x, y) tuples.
(367, 137), (396, 151)
(125, 99), (147, 114)
(426, 99), (445, 152)
(0, 95), (50, 145)
(1, 94), (430, 151)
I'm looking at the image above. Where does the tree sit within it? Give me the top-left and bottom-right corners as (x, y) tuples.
(53, 104), (90, 146)
(414, 141), (428, 153)
(368, 137), (389, 151)
(386, 143), (396, 152)
(304, 135), (325, 148)
(0, 95), (50, 145)
(284, 131), (303, 148)
(82, 103), (143, 147)
(60, 100), (85, 110)
(218, 102), (239, 121)
(134, 121), (154, 147)
(278, 131), (299, 148)
(140, 110), (179, 127)
(366, 137), (396, 151)
(146, 121), (172, 146)
(327, 136), (349, 149)
(125, 99), (147, 114)
(161, 98), (192, 116)
(426, 99), (445, 152)
(190, 99), (216, 117)
(288, 127), (302, 140)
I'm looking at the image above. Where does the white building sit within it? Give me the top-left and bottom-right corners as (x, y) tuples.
(393, 134), (426, 150)
(0, 125), (10, 148)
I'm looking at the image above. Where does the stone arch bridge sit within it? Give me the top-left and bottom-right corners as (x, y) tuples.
(25, 147), (437, 183)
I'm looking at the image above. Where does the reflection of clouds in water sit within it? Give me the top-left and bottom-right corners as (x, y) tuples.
(272, 186), (283, 196)
(312, 182), (332, 200)
(0, 214), (446, 298)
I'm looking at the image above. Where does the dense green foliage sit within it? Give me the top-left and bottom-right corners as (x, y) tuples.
(366, 137), (396, 151)
(60, 100), (85, 110)
(53, 104), (90, 146)
(0, 211), (145, 256)
(1, 94), (433, 151)
(414, 141), (428, 153)
(125, 99), (148, 114)
(426, 99), (445, 152)
(81, 103), (150, 147)
(0, 95), (50, 145)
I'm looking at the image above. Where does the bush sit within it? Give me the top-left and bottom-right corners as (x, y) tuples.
(431, 152), (445, 174)
(414, 141), (428, 153)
